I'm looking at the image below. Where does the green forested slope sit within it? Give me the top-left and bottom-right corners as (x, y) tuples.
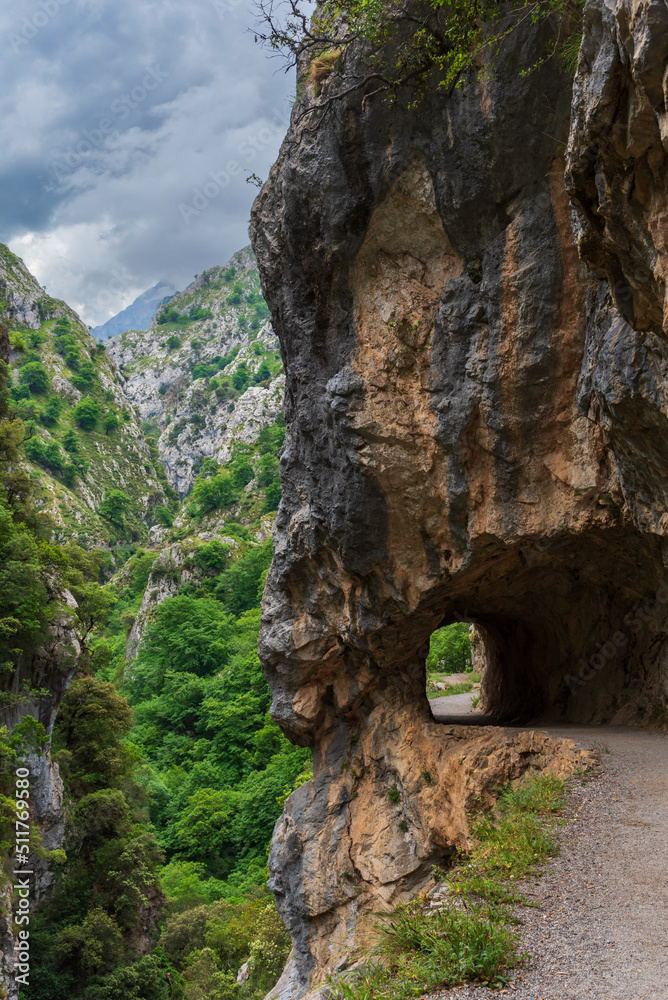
(1, 244), (173, 547)
(0, 246), (307, 1000)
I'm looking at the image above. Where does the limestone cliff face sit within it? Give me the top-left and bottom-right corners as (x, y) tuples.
(0, 600), (81, 1000)
(567, 0), (668, 334)
(108, 247), (284, 494)
(251, 9), (668, 996)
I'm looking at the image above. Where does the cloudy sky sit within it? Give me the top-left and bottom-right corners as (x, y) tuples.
(0, 0), (295, 325)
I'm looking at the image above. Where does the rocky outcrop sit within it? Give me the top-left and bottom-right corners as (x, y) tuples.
(267, 727), (588, 998)
(0, 245), (49, 330)
(567, 0), (668, 334)
(251, 8), (668, 995)
(0, 594), (81, 1000)
(108, 247), (284, 493)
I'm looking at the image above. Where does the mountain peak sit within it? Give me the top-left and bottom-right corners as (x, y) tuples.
(91, 279), (178, 341)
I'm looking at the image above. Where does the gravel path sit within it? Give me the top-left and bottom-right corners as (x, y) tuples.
(429, 693), (478, 717)
(422, 724), (668, 1000)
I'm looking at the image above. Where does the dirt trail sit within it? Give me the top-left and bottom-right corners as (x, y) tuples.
(425, 720), (668, 1000)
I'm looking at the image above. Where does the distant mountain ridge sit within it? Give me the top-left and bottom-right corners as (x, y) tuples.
(92, 279), (177, 340)
(107, 246), (284, 494)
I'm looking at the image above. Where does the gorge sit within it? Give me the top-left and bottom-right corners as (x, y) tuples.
(249, 0), (668, 994)
(2, 1), (668, 998)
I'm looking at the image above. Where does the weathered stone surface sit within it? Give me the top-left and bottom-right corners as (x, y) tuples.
(251, 10), (668, 996)
(268, 726), (588, 997)
(107, 247), (284, 494)
(567, 0), (668, 333)
(0, 593), (81, 1000)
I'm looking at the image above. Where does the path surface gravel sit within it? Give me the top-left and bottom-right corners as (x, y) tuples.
(421, 724), (668, 1000)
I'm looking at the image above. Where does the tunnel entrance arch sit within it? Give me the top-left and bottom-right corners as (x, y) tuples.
(413, 530), (668, 728)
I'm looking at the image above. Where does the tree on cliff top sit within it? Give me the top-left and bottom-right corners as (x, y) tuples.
(255, 0), (583, 119)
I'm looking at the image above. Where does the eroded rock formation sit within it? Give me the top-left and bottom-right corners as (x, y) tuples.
(250, 8), (668, 996)
(567, 0), (668, 333)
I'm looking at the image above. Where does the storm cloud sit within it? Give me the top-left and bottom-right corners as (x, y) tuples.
(0, 0), (294, 324)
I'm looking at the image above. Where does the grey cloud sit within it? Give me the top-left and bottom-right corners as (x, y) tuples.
(0, 0), (293, 324)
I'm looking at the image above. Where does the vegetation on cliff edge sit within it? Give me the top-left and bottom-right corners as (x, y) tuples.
(328, 773), (567, 998)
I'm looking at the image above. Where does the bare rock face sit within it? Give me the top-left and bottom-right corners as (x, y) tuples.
(250, 12), (668, 997)
(267, 727), (588, 998)
(567, 0), (668, 333)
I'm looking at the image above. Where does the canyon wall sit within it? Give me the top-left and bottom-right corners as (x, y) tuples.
(251, 5), (668, 996)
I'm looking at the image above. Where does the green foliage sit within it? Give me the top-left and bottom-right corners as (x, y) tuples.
(0, 716), (48, 859)
(158, 306), (212, 326)
(22, 434), (69, 479)
(187, 419), (284, 520)
(29, 329), (47, 348)
(191, 539), (231, 575)
(41, 394), (63, 426)
(127, 596), (234, 698)
(259, 0), (584, 112)
(62, 463), (77, 487)
(0, 497), (59, 670)
(231, 363), (249, 392)
(31, 671), (166, 997)
(9, 341), (293, 998)
(160, 897), (290, 997)
(0, 360), (80, 680)
(23, 434), (46, 464)
(54, 907), (123, 975)
(159, 860), (223, 911)
(426, 622), (471, 673)
(211, 538), (272, 616)
(190, 471), (240, 518)
(99, 489), (133, 526)
(328, 773), (568, 1000)
(253, 360), (271, 383)
(62, 428), (79, 453)
(11, 383), (31, 401)
(155, 505), (174, 527)
(62, 544), (117, 645)
(53, 676), (134, 793)
(125, 592), (308, 890)
(103, 412), (120, 435)
(194, 349), (240, 383)
(84, 955), (170, 1000)
(44, 439), (64, 474)
(19, 360), (50, 393)
(71, 361), (98, 393)
(74, 396), (100, 430)
(192, 362), (217, 380)
(328, 902), (518, 999)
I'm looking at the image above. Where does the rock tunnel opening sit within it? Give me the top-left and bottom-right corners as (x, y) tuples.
(417, 530), (668, 728)
(424, 621), (478, 705)
(422, 614), (547, 724)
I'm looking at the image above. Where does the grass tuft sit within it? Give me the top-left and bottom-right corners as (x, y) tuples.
(309, 49), (343, 92)
(327, 772), (567, 999)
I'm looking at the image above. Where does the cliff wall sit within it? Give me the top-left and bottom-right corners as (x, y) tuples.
(251, 7), (668, 996)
